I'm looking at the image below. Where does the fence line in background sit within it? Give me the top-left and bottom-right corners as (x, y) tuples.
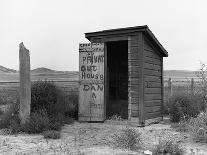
(165, 78), (196, 101)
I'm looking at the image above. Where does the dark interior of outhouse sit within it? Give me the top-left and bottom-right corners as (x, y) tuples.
(106, 40), (128, 119)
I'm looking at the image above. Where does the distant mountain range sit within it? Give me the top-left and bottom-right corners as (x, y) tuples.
(0, 65), (17, 73)
(31, 67), (65, 73)
(0, 65), (202, 78)
(164, 70), (198, 78)
(0, 66), (69, 74)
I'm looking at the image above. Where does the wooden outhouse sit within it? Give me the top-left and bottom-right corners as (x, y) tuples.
(79, 25), (168, 126)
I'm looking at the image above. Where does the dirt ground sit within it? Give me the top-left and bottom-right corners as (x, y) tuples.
(0, 119), (206, 155)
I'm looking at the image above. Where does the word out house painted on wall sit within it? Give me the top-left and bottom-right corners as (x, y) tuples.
(79, 43), (105, 121)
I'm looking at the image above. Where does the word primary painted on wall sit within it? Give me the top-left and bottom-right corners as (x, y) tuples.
(79, 43), (105, 121)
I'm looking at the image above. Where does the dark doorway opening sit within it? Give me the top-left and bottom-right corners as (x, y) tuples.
(106, 40), (128, 119)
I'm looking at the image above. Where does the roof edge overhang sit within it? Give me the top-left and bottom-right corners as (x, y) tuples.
(85, 25), (168, 57)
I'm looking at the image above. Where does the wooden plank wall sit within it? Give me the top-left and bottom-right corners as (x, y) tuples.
(143, 37), (162, 120)
(128, 34), (140, 120)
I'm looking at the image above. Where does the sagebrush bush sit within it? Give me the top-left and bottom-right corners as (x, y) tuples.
(0, 80), (75, 134)
(64, 92), (78, 120)
(0, 101), (19, 129)
(49, 113), (67, 131)
(43, 130), (61, 139)
(168, 94), (201, 122)
(171, 120), (189, 133)
(187, 111), (207, 143)
(153, 139), (185, 155)
(31, 80), (78, 119)
(31, 80), (60, 116)
(112, 126), (142, 150)
(21, 109), (51, 133)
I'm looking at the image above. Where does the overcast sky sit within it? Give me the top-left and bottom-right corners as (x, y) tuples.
(1, 0), (207, 71)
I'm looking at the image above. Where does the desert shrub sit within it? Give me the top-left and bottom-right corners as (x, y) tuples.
(168, 94), (200, 122)
(31, 80), (77, 119)
(169, 101), (183, 122)
(187, 111), (207, 143)
(0, 80), (75, 134)
(21, 109), (51, 134)
(9, 110), (71, 134)
(171, 120), (189, 133)
(49, 113), (69, 131)
(0, 101), (19, 129)
(112, 126), (142, 150)
(153, 139), (185, 155)
(31, 80), (60, 116)
(64, 92), (78, 119)
(43, 130), (61, 139)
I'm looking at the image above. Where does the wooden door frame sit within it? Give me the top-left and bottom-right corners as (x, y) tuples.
(103, 38), (129, 120)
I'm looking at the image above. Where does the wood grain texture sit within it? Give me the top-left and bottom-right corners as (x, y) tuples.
(79, 43), (105, 122)
(128, 35), (140, 120)
(19, 42), (31, 124)
(144, 63), (161, 71)
(138, 33), (145, 125)
(145, 111), (162, 119)
(144, 57), (161, 65)
(143, 35), (163, 123)
(145, 88), (161, 94)
(145, 100), (162, 107)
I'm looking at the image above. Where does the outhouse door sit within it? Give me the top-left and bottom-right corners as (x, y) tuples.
(79, 43), (105, 121)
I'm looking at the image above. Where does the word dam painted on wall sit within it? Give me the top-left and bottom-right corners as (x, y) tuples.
(79, 43), (104, 121)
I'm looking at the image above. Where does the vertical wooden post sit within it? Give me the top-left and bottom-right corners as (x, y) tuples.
(19, 42), (31, 124)
(191, 78), (194, 95)
(127, 36), (132, 120)
(138, 33), (145, 126)
(168, 78), (172, 97)
(104, 42), (107, 120)
(161, 57), (164, 121)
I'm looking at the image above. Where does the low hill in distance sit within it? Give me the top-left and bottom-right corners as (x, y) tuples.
(164, 70), (197, 78)
(0, 65), (205, 81)
(31, 67), (63, 74)
(0, 65), (17, 73)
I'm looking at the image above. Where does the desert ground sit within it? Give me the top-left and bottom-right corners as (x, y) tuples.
(0, 118), (206, 155)
(0, 70), (207, 154)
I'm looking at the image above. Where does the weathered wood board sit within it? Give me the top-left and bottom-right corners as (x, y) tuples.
(19, 42), (31, 124)
(79, 43), (104, 121)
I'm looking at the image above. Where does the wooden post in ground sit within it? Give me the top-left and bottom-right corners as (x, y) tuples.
(19, 42), (31, 124)
(191, 78), (194, 95)
(168, 78), (172, 98)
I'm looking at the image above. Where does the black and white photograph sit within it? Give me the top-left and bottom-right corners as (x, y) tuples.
(0, 0), (207, 154)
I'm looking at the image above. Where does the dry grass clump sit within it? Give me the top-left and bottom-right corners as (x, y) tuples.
(168, 94), (201, 123)
(43, 130), (61, 139)
(187, 111), (207, 143)
(153, 139), (185, 155)
(108, 114), (123, 121)
(112, 126), (142, 150)
(0, 80), (75, 136)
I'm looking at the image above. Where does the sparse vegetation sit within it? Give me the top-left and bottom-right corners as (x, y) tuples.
(21, 109), (51, 133)
(168, 94), (201, 122)
(187, 111), (207, 143)
(0, 99), (19, 130)
(153, 139), (185, 155)
(112, 126), (142, 150)
(0, 80), (75, 135)
(108, 114), (123, 121)
(43, 130), (61, 139)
